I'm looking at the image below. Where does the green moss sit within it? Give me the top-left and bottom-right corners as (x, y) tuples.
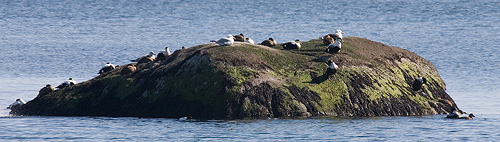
(391, 65), (407, 81)
(147, 60), (230, 107)
(218, 64), (259, 85)
(312, 72), (351, 112)
(282, 99), (307, 115)
(228, 86), (242, 95)
(361, 70), (407, 100)
(408, 95), (433, 109)
(244, 102), (261, 113)
(243, 98), (267, 116)
(102, 76), (135, 100)
(396, 60), (447, 99)
(285, 65), (351, 113)
(398, 61), (420, 78)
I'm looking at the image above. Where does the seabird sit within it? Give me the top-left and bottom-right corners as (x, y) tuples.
(179, 117), (187, 121)
(282, 40), (302, 50)
(325, 39), (341, 53)
(131, 51), (156, 63)
(38, 84), (54, 96)
(211, 35), (235, 46)
(412, 77), (427, 91)
(120, 64), (137, 75)
(322, 35), (335, 45)
(325, 60), (339, 76)
(98, 62), (116, 74)
(446, 110), (475, 119)
(446, 110), (460, 118)
(260, 38), (277, 47)
(233, 33), (245, 42)
(7, 99), (26, 109)
(178, 116), (194, 121)
(157, 47), (172, 60)
(459, 113), (475, 119)
(56, 78), (76, 89)
(328, 29), (344, 41)
(245, 38), (254, 44)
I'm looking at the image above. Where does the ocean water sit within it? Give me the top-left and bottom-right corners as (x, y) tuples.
(0, 0), (499, 141)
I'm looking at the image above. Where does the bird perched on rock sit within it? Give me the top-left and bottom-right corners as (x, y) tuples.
(56, 78), (76, 89)
(325, 60), (339, 76)
(325, 39), (341, 53)
(131, 51), (156, 63)
(260, 38), (277, 47)
(412, 77), (427, 91)
(328, 29), (344, 41)
(245, 38), (254, 44)
(321, 35), (335, 45)
(98, 62), (116, 74)
(7, 99), (26, 109)
(120, 64), (137, 75)
(211, 35), (235, 46)
(282, 40), (302, 50)
(156, 47), (172, 60)
(233, 33), (245, 42)
(38, 84), (54, 96)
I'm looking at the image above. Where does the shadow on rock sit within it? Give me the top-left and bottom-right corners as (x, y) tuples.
(304, 74), (329, 84)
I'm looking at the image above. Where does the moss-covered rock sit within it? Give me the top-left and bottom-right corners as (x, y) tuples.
(11, 37), (460, 119)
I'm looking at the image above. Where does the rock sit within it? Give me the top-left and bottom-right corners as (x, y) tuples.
(10, 37), (460, 119)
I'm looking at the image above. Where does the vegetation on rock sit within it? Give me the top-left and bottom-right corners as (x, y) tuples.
(11, 37), (460, 119)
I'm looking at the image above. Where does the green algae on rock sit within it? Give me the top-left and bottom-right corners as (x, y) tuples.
(11, 37), (460, 119)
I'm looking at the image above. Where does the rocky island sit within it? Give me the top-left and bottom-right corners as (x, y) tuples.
(10, 36), (460, 119)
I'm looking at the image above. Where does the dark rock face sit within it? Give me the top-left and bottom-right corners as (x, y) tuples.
(11, 37), (460, 119)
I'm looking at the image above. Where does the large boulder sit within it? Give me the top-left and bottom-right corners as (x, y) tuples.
(11, 37), (459, 119)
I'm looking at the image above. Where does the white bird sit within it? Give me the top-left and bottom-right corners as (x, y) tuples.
(131, 51), (156, 63)
(329, 29), (344, 41)
(325, 60), (339, 76)
(245, 38), (254, 44)
(325, 39), (342, 53)
(98, 62), (116, 74)
(56, 78), (76, 89)
(178, 117), (188, 121)
(156, 47), (172, 60)
(103, 62), (116, 68)
(211, 34), (234, 46)
(7, 99), (26, 109)
(446, 110), (461, 118)
(178, 116), (195, 121)
(158, 47), (172, 56)
(282, 40), (301, 49)
(162, 47), (172, 56)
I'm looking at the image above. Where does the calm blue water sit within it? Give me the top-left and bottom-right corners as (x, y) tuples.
(1, 0), (499, 141)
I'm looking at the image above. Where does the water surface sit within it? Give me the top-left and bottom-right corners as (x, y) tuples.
(0, 0), (499, 141)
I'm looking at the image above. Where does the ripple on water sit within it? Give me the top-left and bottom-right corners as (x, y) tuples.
(0, 0), (499, 141)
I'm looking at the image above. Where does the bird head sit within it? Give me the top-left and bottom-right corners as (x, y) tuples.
(336, 29), (344, 34)
(469, 113), (475, 117)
